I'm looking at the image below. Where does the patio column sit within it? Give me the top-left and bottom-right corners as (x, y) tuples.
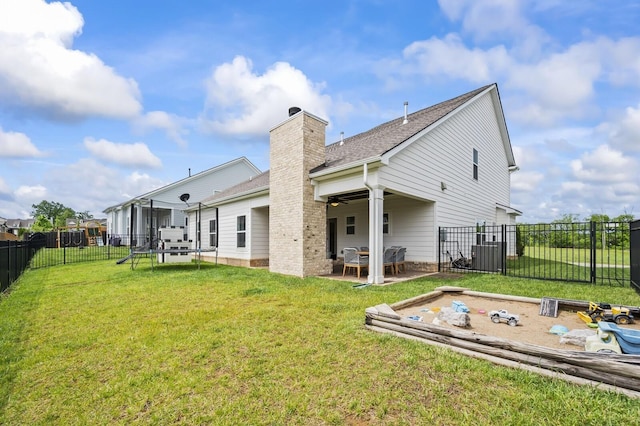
(135, 202), (143, 244)
(368, 186), (385, 284)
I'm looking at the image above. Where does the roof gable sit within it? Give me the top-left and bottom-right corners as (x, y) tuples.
(311, 84), (495, 173)
(104, 156), (261, 211)
(196, 170), (270, 207)
(199, 84), (516, 205)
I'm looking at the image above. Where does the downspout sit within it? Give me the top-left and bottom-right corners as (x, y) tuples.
(363, 163), (384, 284)
(215, 207), (219, 265)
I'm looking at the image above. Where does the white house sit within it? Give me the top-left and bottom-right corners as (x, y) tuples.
(187, 84), (521, 284)
(103, 157), (261, 246)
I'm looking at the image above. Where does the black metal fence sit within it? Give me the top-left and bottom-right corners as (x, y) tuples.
(0, 233), (146, 293)
(1, 234), (46, 292)
(28, 233), (140, 269)
(631, 219), (640, 292)
(439, 221), (631, 286)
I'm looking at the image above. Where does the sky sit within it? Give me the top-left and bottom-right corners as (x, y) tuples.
(0, 0), (639, 223)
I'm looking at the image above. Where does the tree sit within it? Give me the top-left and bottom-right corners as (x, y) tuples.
(613, 213), (635, 222)
(31, 201), (76, 229)
(549, 214), (586, 248)
(55, 207), (77, 229)
(515, 225), (525, 257)
(31, 214), (54, 232)
(76, 211), (94, 221)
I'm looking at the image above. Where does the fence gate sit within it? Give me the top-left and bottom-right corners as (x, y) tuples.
(440, 221), (632, 286)
(631, 219), (640, 292)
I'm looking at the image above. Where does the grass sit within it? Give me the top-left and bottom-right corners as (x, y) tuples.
(29, 246), (131, 269)
(523, 245), (630, 266)
(2, 261), (640, 425)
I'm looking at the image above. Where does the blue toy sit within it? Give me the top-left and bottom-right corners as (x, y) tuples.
(452, 300), (470, 313)
(597, 322), (640, 355)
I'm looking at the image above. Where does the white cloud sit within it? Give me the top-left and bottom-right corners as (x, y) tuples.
(202, 56), (333, 136)
(403, 34), (510, 83)
(0, 127), (45, 157)
(570, 145), (635, 183)
(507, 42), (600, 108)
(510, 170), (544, 192)
(606, 104), (640, 152)
(83, 138), (162, 168)
(41, 159), (165, 216)
(438, 0), (530, 38)
(437, 0), (549, 57)
(396, 3), (640, 127)
(15, 184), (47, 200)
(0, 0), (142, 120)
(133, 111), (188, 147)
(603, 36), (640, 87)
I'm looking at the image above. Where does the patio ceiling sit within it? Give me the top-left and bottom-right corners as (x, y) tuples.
(327, 190), (392, 205)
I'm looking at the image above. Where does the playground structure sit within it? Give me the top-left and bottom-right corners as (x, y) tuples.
(58, 220), (107, 248)
(115, 197), (217, 270)
(366, 287), (640, 397)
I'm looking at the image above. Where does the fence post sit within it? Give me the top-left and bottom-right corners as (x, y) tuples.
(501, 224), (507, 275)
(437, 227), (442, 272)
(590, 221), (596, 283)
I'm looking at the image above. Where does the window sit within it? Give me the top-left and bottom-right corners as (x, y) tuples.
(383, 213), (390, 235)
(473, 148), (479, 180)
(237, 215), (246, 247)
(209, 219), (217, 247)
(346, 216), (355, 235)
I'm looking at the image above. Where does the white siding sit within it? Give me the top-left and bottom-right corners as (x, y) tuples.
(383, 197), (435, 262)
(369, 91), (513, 263)
(328, 196), (433, 263)
(380, 91), (511, 228)
(251, 207), (269, 259)
(327, 199), (369, 255)
(105, 159), (259, 236)
(192, 194), (269, 261)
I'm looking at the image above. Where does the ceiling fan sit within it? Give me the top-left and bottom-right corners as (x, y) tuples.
(327, 196), (349, 207)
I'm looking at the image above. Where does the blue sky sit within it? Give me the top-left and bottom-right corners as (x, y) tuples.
(1, 0), (639, 223)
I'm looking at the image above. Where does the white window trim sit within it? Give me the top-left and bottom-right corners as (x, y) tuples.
(345, 215), (356, 235)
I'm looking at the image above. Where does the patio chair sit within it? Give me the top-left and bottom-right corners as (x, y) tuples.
(394, 247), (406, 274)
(343, 247), (368, 278)
(383, 247), (397, 275)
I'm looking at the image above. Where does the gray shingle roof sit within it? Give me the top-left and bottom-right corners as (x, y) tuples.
(199, 170), (270, 205)
(202, 84), (494, 204)
(312, 84), (493, 173)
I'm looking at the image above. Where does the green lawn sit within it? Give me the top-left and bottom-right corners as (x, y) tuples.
(2, 261), (640, 425)
(30, 245), (131, 268)
(523, 245), (630, 266)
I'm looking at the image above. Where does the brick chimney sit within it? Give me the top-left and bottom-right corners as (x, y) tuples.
(269, 108), (332, 277)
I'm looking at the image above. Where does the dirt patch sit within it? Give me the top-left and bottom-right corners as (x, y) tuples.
(395, 293), (640, 351)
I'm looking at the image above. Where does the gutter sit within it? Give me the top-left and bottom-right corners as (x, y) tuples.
(184, 188), (269, 212)
(309, 156), (383, 180)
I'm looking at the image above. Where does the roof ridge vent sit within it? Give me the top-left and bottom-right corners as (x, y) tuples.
(403, 101), (408, 124)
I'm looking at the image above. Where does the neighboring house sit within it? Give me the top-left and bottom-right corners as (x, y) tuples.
(4, 218), (35, 236)
(103, 157), (261, 245)
(186, 84), (521, 284)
